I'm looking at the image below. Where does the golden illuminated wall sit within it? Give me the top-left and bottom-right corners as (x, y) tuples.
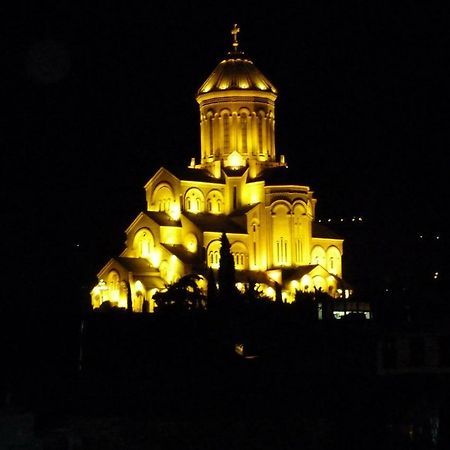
(92, 166), (344, 308)
(123, 215), (159, 259)
(179, 180), (226, 215)
(145, 168), (181, 216)
(311, 240), (343, 277)
(92, 155), (344, 309)
(91, 27), (347, 310)
(197, 92), (277, 170)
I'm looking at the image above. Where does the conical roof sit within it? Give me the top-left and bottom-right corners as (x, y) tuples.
(197, 51), (278, 96)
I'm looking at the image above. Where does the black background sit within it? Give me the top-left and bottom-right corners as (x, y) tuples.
(6, 2), (449, 315)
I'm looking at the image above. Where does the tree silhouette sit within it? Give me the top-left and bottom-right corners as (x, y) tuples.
(153, 273), (205, 313)
(126, 281), (133, 312)
(206, 267), (218, 310)
(294, 289), (318, 321)
(217, 232), (237, 302)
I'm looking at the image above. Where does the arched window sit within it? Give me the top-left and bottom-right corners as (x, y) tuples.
(107, 270), (120, 303)
(185, 188), (205, 213)
(152, 183), (174, 213)
(232, 252), (246, 269)
(208, 112), (214, 156)
(240, 112), (248, 153)
(223, 113), (230, 154)
(312, 276), (326, 292)
(206, 190), (224, 215)
(293, 203), (306, 264)
(257, 111), (264, 154)
(208, 250), (220, 268)
(230, 242), (248, 270)
(272, 203), (290, 266)
(207, 240), (221, 269)
(133, 228), (154, 258)
(311, 246), (326, 268)
(326, 246), (341, 276)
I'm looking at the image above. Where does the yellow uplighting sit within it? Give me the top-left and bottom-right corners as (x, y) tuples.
(265, 286), (275, 300)
(226, 151), (244, 168)
(169, 203), (180, 220)
(150, 249), (161, 267)
(300, 275), (312, 292)
(218, 81), (230, 90)
(91, 26), (350, 317)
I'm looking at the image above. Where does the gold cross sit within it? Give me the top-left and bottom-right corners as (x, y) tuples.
(231, 24), (240, 51)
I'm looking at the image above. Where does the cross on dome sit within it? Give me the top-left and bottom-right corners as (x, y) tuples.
(231, 24), (240, 51)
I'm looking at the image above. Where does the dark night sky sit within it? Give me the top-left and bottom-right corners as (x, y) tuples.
(6, 2), (450, 310)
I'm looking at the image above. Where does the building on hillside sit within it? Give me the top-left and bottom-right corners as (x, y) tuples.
(91, 25), (355, 314)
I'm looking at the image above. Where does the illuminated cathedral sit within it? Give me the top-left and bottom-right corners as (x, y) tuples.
(91, 25), (351, 313)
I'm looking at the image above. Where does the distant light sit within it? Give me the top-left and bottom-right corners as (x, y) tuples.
(358, 217), (362, 221)
(434, 272), (439, 279)
(340, 218), (344, 222)
(385, 288), (389, 292)
(419, 235), (423, 239)
(318, 219), (321, 222)
(328, 218), (331, 222)
(436, 236), (440, 240)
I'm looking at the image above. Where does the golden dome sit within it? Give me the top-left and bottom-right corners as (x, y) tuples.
(197, 52), (278, 96)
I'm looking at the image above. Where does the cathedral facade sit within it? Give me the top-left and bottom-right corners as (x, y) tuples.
(91, 26), (349, 313)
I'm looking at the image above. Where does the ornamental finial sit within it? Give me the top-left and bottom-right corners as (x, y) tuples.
(231, 24), (240, 52)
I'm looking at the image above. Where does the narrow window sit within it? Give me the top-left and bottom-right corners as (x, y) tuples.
(209, 116), (214, 156)
(241, 113), (247, 153)
(258, 114), (263, 153)
(223, 114), (230, 153)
